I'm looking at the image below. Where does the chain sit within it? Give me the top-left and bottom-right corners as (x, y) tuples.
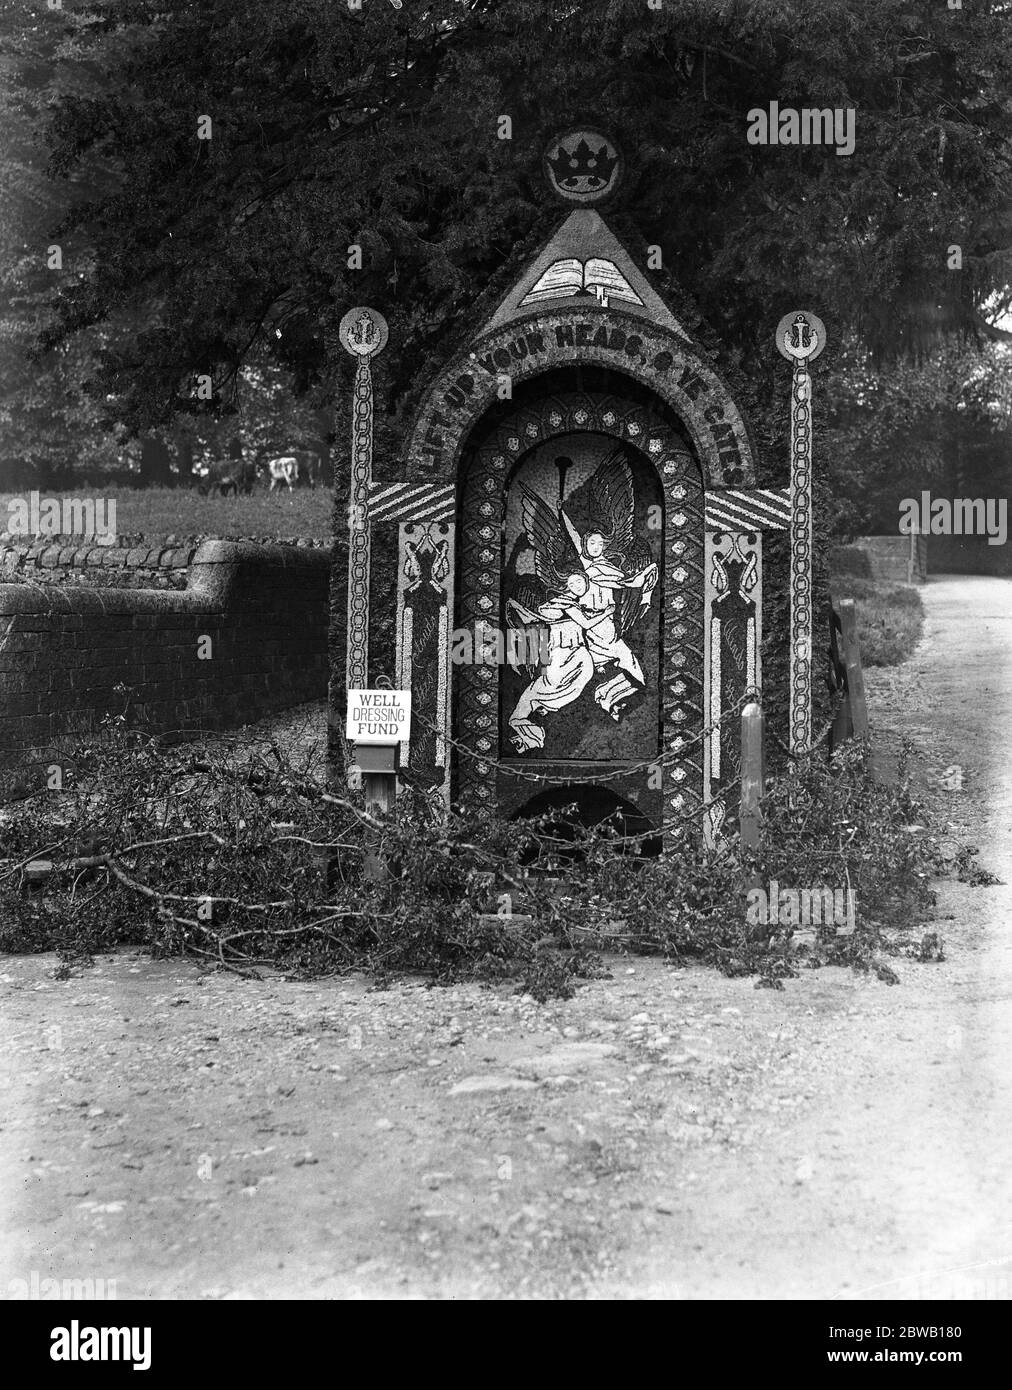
(788, 357), (813, 754)
(406, 690), (756, 787)
(346, 357), (374, 691)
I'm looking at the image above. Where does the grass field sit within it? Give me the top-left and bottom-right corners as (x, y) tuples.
(0, 486), (333, 542)
(830, 572), (925, 667)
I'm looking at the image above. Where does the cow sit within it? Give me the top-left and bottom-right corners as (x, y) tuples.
(264, 455), (319, 492)
(218, 461), (257, 496)
(197, 459), (257, 496)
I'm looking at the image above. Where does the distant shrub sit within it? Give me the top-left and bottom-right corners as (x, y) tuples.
(830, 545), (873, 579)
(831, 574), (924, 666)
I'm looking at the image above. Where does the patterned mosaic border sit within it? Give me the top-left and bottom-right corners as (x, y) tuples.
(705, 487), (790, 532)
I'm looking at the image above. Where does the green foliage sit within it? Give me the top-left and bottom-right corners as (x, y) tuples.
(14, 0), (1012, 448)
(953, 844), (1002, 887)
(823, 338), (1012, 536)
(752, 740), (934, 939)
(1, 721), (944, 998)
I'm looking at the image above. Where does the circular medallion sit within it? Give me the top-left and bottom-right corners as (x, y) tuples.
(544, 128), (623, 205)
(339, 307), (389, 358)
(776, 310), (826, 363)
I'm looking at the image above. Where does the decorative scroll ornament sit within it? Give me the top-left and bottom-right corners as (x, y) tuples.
(340, 307), (389, 692)
(396, 521), (454, 801)
(777, 310), (825, 754)
(703, 532), (762, 846)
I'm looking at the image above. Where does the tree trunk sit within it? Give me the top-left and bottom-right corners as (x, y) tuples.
(175, 434), (195, 485)
(139, 436), (173, 488)
(314, 408), (332, 487)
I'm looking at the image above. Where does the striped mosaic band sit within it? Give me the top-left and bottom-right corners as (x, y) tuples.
(368, 482), (455, 524)
(705, 487), (791, 532)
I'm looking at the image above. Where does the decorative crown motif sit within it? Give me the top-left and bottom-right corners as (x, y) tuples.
(547, 137), (618, 191)
(544, 129), (622, 203)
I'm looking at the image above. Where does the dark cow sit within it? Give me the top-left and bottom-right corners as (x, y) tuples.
(197, 460), (257, 496)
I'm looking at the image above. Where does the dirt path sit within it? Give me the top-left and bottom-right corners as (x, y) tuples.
(1, 575), (1010, 1300)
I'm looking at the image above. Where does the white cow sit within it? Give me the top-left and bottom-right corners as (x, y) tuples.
(266, 456), (300, 493)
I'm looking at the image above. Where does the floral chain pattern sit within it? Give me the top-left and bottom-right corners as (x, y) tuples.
(346, 358), (374, 690)
(789, 361), (812, 754)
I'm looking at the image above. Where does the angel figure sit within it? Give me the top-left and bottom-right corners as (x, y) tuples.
(505, 572), (615, 754)
(559, 450), (658, 718)
(505, 447), (659, 745)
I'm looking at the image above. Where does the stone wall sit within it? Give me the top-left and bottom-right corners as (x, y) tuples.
(0, 540), (331, 786)
(851, 535), (927, 584)
(849, 533), (1012, 581)
(0, 540), (200, 590)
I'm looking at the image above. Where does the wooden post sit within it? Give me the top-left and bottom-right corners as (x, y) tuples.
(739, 702), (765, 852)
(829, 604), (853, 752)
(355, 743), (397, 882)
(837, 599), (868, 740)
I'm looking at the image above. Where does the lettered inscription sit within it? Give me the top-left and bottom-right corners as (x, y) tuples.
(415, 314), (747, 482)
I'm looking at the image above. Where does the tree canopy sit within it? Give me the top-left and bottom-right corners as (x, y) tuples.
(7, 0), (1012, 457)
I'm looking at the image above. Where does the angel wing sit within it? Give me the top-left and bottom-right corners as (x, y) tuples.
(505, 577), (552, 681)
(589, 447), (635, 560)
(616, 538), (657, 635)
(519, 484), (577, 591)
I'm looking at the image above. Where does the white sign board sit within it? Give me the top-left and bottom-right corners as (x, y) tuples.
(346, 689), (412, 745)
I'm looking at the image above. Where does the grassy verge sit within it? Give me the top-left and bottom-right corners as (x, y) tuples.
(0, 487), (333, 543)
(830, 573), (925, 667)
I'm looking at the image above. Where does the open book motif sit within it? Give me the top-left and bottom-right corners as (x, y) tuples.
(519, 257), (644, 307)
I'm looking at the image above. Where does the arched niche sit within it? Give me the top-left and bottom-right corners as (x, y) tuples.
(453, 387), (705, 836)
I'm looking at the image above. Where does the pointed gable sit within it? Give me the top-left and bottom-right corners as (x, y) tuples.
(485, 209), (690, 340)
